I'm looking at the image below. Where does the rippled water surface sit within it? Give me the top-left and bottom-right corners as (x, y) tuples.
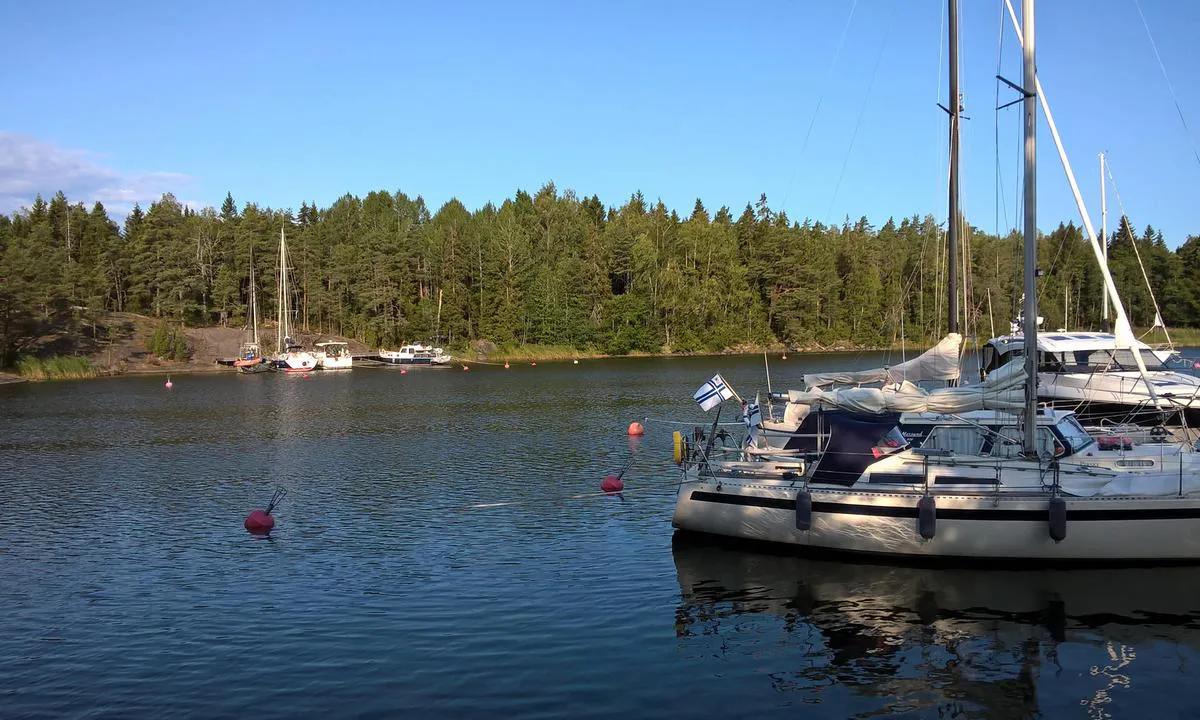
(2, 350), (1200, 719)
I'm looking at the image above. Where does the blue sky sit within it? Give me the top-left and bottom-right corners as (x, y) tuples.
(2, 0), (1198, 247)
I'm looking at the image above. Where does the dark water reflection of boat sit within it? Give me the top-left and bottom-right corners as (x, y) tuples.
(671, 533), (1200, 719)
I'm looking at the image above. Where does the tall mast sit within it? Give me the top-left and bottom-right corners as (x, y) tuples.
(1020, 0), (1038, 453)
(1100, 152), (1108, 323)
(278, 227), (288, 352)
(947, 0), (961, 339)
(250, 246), (259, 347)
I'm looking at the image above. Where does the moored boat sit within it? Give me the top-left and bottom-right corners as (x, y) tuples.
(314, 341), (353, 370)
(374, 343), (452, 366)
(670, 0), (1200, 564)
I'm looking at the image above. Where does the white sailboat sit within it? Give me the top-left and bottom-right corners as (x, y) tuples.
(271, 227), (319, 373)
(670, 0), (1200, 563)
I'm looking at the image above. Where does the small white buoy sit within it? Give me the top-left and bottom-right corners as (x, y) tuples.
(573, 359), (579, 365)
(165, 377), (173, 390)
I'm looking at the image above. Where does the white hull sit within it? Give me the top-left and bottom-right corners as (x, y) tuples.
(1038, 370), (1200, 420)
(376, 348), (452, 366)
(274, 351), (319, 372)
(673, 478), (1200, 561)
(318, 356), (353, 370)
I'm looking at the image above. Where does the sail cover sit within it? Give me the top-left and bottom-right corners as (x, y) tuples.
(803, 333), (963, 389)
(787, 359), (1026, 415)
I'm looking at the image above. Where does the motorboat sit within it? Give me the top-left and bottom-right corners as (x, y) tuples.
(981, 331), (1200, 427)
(375, 343), (452, 366)
(314, 341), (353, 370)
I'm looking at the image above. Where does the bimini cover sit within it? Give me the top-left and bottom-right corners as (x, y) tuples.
(804, 333), (962, 388)
(788, 358), (1027, 415)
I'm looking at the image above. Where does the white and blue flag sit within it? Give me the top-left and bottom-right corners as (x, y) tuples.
(743, 399), (763, 446)
(694, 373), (735, 411)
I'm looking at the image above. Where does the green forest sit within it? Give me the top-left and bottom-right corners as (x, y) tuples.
(2, 183), (1198, 366)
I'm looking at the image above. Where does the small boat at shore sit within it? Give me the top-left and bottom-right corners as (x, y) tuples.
(217, 247), (274, 373)
(314, 341), (352, 370)
(374, 343), (452, 366)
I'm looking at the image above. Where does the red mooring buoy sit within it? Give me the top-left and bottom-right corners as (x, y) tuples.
(244, 509), (274, 534)
(601, 474), (625, 493)
(627, 421), (645, 436)
(244, 488), (286, 535)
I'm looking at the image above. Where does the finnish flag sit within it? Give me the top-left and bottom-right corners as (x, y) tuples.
(743, 400), (763, 446)
(694, 373), (735, 411)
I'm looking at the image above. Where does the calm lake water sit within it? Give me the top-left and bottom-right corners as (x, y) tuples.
(3, 348), (1200, 719)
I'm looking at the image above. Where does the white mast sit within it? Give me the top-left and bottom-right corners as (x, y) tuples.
(1100, 152), (1108, 322)
(1003, 0), (1162, 413)
(250, 246), (259, 347)
(277, 227), (288, 353)
(1020, 0), (1038, 453)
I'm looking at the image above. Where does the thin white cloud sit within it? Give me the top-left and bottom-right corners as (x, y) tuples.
(0, 132), (194, 218)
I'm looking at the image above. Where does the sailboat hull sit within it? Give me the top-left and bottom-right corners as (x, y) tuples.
(673, 478), (1200, 562)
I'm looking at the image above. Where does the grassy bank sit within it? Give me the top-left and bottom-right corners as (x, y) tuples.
(16, 355), (100, 381)
(1138, 327), (1200, 346)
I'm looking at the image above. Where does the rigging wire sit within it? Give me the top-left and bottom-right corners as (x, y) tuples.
(1132, 0), (1200, 173)
(826, 3), (899, 220)
(993, 0), (1011, 235)
(1102, 158), (1174, 346)
(781, 0), (859, 209)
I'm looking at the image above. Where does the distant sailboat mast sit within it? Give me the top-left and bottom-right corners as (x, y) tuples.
(249, 246), (259, 348)
(277, 227), (289, 353)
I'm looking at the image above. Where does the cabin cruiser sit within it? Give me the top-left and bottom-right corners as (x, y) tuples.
(314, 341), (353, 370)
(375, 343), (452, 366)
(981, 332), (1200, 427)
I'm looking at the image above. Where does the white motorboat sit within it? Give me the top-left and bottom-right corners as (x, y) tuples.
(980, 331), (1200, 427)
(314, 341), (353, 370)
(375, 343), (452, 366)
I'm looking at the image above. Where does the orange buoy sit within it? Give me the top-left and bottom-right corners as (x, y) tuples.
(627, 421), (645, 436)
(462, 365), (470, 371)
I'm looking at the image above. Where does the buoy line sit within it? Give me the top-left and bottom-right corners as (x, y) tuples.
(641, 417), (746, 427)
(459, 477), (684, 511)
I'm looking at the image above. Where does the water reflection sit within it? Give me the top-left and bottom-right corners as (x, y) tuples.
(671, 534), (1200, 719)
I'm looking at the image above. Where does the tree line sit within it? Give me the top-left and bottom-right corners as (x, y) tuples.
(1, 184), (1198, 365)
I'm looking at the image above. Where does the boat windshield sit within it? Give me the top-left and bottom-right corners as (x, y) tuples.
(1057, 415), (1096, 453)
(1044, 348), (1168, 373)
